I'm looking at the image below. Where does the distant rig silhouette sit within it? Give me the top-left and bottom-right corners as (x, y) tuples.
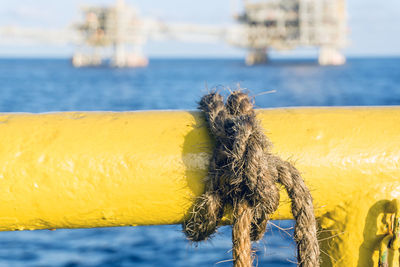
(0, 0), (347, 67)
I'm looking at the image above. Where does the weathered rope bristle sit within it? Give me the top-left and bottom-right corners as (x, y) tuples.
(182, 91), (320, 267)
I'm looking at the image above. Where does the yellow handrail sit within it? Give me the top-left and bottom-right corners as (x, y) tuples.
(0, 107), (399, 266)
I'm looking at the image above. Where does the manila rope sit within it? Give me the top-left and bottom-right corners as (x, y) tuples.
(182, 91), (320, 267)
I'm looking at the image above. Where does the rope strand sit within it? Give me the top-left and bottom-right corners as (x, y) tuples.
(232, 200), (253, 267)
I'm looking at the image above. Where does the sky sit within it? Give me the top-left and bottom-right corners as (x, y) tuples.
(0, 0), (399, 58)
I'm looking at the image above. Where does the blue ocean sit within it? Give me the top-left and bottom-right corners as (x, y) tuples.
(0, 57), (399, 266)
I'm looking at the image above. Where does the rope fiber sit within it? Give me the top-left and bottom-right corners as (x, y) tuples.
(182, 91), (320, 267)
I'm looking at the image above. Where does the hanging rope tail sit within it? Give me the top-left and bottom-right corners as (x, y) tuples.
(182, 91), (320, 267)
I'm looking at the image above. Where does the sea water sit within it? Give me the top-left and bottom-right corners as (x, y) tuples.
(0, 57), (399, 266)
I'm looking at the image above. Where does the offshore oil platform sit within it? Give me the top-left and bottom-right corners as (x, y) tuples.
(72, 0), (226, 67)
(72, 0), (149, 68)
(235, 0), (347, 65)
(0, 0), (347, 67)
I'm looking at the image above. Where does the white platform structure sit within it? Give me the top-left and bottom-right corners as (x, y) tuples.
(232, 0), (347, 65)
(0, 0), (347, 67)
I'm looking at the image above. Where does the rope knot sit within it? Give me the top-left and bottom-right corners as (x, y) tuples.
(183, 90), (320, 267)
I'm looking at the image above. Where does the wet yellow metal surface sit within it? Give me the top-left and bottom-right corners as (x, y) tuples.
(0, 107), (399, 266)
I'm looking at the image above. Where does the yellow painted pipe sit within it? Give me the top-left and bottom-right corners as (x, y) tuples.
(0, 107), (400, 266)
